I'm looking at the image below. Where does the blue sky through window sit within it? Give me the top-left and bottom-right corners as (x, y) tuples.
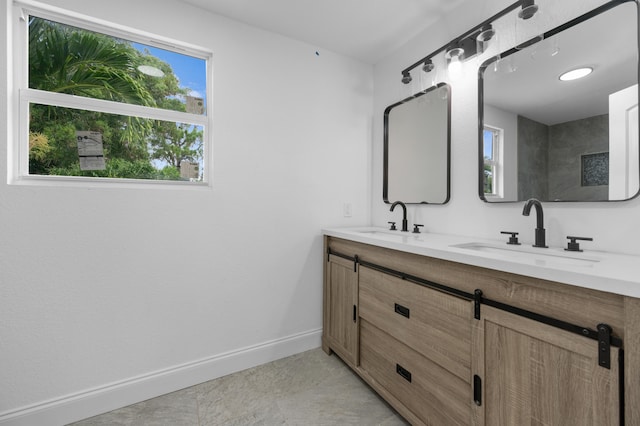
(133, 43), (207, 103)
(483, 129), (493, 159)
(132, 43), (207, 176)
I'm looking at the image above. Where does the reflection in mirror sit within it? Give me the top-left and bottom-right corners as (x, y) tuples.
(384, 83), (451, 204)
(479, 0), (639, 202)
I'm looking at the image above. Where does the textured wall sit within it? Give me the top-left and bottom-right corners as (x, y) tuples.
(548, 114), (609, 201)
(517, 116), (549, 201)
(517, 114), (609, 202)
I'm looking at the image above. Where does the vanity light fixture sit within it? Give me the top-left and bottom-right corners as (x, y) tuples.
(445, 44), (466, 81)
(398, 0), (522, 88)
(515, 0), (545, 49)
(476, 24), (496, 55)
(518, 0), (539, 20)
(401, 70), (412, 84)
(559, 67), (593, 81)
(445, 30), (488, 81)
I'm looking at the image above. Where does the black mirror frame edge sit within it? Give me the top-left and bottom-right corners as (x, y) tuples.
(477, 0), (640, 203)
(383, 82), (452, 205)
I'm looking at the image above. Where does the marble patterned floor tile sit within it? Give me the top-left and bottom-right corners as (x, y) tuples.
(236, 348), (356, 400)
(194, 366), (282, 425)
(68, 348), (408, 426)
(67, 404), (141, 426)
(198, 401), (287, 426)
(276, 365), (408, 426)
(134, 386), (199, 426)
(68, 386), (199, 426)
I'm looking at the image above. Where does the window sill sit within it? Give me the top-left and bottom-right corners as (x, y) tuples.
(10, 175), (212, 191)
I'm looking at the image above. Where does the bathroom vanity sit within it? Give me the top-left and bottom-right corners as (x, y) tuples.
(322, 228), (640, 426)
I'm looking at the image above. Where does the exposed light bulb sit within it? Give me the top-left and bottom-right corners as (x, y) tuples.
(448, 56), (464, 81)
(445, 46), (465, 81)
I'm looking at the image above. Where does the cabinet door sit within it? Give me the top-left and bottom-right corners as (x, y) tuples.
(472, 305), (621, 426)
(323, 254), (358, 366)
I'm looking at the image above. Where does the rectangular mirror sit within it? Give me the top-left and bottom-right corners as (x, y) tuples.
(479, 0), (639, 202)
(384, 83), (451, 204)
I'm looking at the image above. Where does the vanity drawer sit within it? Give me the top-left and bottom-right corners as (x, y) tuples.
(359, 266), (472, 382)
(360, 319), (471, 426)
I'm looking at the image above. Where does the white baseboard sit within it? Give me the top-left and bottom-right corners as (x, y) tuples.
(0, 328), (322, 426)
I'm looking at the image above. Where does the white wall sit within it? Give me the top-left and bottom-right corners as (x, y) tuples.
(0, 0), (372, 424)
(372, 0), (640, 255)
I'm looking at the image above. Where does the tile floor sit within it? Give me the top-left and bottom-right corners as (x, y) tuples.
(68, 348), (409, 425)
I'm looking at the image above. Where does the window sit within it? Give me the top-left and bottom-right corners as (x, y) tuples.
(483, 126), (503, 198)
(13, 3), (211, 185)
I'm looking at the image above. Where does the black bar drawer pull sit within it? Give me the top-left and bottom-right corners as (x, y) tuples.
(473, 375), (482, 406)
(394, 303), (410, 318)
(396, 364), (412, 383)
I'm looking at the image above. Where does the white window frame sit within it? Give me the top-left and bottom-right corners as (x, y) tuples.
(483, 125), (504, 200)
(10, 0), (213, 188)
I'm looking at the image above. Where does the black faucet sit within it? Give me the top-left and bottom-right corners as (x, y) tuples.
(522, 198), (547, 248)
(390, 201), (408, 232)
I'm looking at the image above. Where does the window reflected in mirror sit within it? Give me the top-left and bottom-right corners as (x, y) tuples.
(483, 126), (502, 198)
(479, 0), (639, 202)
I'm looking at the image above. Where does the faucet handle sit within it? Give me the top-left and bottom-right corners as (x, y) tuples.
(412, 224), (424, 234)
(565, 236), (593, 252)
(388, 221), (397, 231)
(500, 231), (521, 245)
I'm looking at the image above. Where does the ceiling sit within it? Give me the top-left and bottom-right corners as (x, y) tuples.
(177, 0), (637, 125)
(178, 0), (467, 64)
(483, 2), (636, 125)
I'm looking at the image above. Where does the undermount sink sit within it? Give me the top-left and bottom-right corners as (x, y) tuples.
(355, 229), (430, 242)
(355, 229), (411, 239)
(451, 242), (600, 268)
(357, 229), (402, 235)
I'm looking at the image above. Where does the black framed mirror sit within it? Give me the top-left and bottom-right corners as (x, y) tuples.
(479, 0), (639, 202)
(384, 83), (451, 204)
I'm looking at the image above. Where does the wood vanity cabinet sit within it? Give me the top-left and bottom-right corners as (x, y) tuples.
(472, 305), (621, 426)
(322, 236), (640, 426)
(358, 265), (473, 425)
(322, 253), (359, 367)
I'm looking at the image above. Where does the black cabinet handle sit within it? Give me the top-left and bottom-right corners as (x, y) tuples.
(394, 303), (410, 318)
(353, 305), (357, 323)
(396, 364), (412, 383)
(474, 375), (482, 406)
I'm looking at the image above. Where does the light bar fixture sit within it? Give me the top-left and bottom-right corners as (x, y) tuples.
(399, 0), (522, 86)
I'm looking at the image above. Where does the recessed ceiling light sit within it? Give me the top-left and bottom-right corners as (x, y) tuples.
(137, 65), (165, 78)
(559, 67), (593, 81)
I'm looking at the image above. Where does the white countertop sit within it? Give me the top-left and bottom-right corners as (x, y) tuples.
(323, 226), (640, 298)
